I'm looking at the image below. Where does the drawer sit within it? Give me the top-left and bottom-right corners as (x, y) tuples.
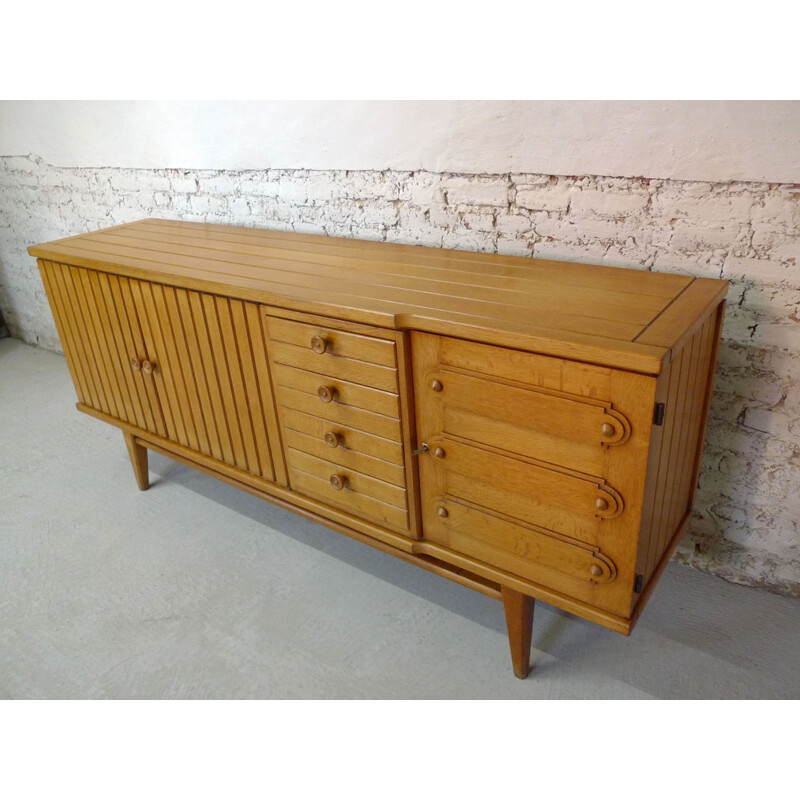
(272, 362), (400, 418)
(287, 451), (408, 532)
(281, 408), (405, 465)
(267, 315), (397, 367)
(266, 315), (400, 392)
(427, 437), (623, 545)
(428, 498), (618, 599)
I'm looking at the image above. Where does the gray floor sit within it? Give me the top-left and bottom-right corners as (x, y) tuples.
(2, 337), (799, 699)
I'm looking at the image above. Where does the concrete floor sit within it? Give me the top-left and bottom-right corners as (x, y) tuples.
(2, 337), (799, 699)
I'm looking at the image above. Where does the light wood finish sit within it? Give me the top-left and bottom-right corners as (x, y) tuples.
(636, 305), (723, 590)
(123, 430), (149, 491)
(501, 587), (535, 679)
(29, 218), (730, 375)
(32, 219), (727, 678)
(265, 307), (413, 537)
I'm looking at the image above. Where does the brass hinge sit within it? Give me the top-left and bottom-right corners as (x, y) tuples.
(653, 403), (666, 426)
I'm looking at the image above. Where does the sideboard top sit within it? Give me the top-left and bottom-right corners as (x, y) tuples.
(29, 218), (727, 375)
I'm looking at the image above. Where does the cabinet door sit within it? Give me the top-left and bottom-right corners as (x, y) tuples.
(130, 281), (285, 484)
(412, 332), (656, 618)
(39, 260), (165, 436)
(40, 261), (286, 485)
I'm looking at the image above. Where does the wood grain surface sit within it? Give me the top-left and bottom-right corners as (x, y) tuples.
(29, 218), (728, 374)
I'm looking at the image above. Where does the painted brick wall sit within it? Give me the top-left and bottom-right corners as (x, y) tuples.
(2, 155), (799, 596)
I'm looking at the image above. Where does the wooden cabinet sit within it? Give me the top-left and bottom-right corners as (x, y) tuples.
(30, 219), (727, 679)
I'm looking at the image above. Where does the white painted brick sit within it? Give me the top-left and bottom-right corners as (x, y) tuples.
(724, 256), (800, 286)
(278, 181), (308, 204)
(428, 204), (458, 228)
(496, 236), (534, 257)
(462, 212), (495, 232)
(198, 174), (239, 195)
(406, 174), (443, 207)
(569, 189), (648, 218)
(240, 178), (280, 197)
(495, 213), (532, 235)
(515, 185), (571, 212)
(170, 175), (198, 193)
(363, 203), (398, 227)
(229, 197), (251, 216)
(442, 178), (508, 207)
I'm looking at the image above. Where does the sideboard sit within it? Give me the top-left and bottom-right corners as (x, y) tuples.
(29, 218), (727, 678)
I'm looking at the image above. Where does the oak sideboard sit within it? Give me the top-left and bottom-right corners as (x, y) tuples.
(30, 218), (727, 679)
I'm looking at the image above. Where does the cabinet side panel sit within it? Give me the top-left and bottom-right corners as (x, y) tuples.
(638, 304), (722, 589)
(38, 260), (89, 405)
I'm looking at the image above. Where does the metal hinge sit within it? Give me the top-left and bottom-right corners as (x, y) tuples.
(412, 443), (429, 456)
(634, 574), (644, 593)
(653, 402), (666, 426)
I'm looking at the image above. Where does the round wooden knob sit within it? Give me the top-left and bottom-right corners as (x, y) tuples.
(131, 357), (141, 371)
(142, 360), (154, 375)
(436, 505), (448, 518)
(600, 422), (616, 438)
(430, 380), (443, 392)
(595, 497), (609, 511)
(317, 385), (336, 403)
(433, 446), (446, 459)
(330, 473), (346, 491)
(324, 431), (341, 448)
(589, 564), (603, 578)
(310, 335), (328, 354)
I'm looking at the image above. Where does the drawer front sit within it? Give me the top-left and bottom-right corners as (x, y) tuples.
(272, 362), (400, 418)
(280, 408), (405, 465)
(267, 315), (397, 367)
(413, 332), (658, 617)
(265, 310), (414, 536)
(286, 449), (408, 532)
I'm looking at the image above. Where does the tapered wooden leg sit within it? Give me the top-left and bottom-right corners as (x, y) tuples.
(501, 586), (535, 679)
(123, 431), (150, 491)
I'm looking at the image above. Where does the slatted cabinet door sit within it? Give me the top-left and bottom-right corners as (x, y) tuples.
(39, 260), (286, 486)
(133, 282), (285, 484)
(39, 260), (166, 437)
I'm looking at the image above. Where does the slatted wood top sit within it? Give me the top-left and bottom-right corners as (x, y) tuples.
(29, 218), (727, 374)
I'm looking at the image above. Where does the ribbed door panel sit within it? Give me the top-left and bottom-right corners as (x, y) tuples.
(38, 260), (283, 485)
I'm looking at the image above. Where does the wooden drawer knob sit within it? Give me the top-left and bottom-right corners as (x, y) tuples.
(317, 385), (336, 403)
(131, 357), (141, 371)
(430, 379), (443, 392)
(142, 360), (155, 375)
(600, 422), (616, 438)
(330, 473), (346, 491)
(310, 335), (328, 354)
(589, 564), (603, 578)
(595, 497), (609, 511)
(433, 446), (446, 459)
(436, 505), (449, 518)
(324, 431), (341, 448)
